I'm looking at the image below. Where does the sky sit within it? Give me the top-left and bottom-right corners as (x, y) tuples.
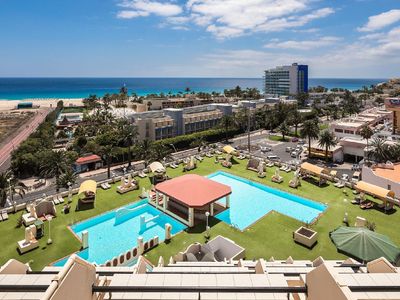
(0, 0), (399, 78)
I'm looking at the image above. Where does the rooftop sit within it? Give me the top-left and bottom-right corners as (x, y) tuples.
(155, 174), (231, 207)
(373, 163), (400, 183)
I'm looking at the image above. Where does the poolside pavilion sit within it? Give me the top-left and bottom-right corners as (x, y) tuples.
(153, 174), (232, 227)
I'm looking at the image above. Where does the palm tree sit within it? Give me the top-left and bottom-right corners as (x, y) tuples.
(0, 171), (26, 207)
(318, 130), (337, 162)
(300, 119), (320, 157)
(117, 119), (138, 167)
(278, 122), (290, 141)
(359, 124), (374, 161)
(151, 142), (172, 162)
(289, 109), (303, 136)
(96, 132), (119, 178)
(40, 151), (68, 192)
(219, 115), (233, 142)
(137, 139), (154, 167)
(370, 137), (389, 163)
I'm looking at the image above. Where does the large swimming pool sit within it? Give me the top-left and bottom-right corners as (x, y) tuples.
(209, 172), (327, 230)
(55, 200), (186, 266)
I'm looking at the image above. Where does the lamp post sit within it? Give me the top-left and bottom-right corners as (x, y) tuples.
(7, 178), (11, 203)
(205, 211), (210, 231)
(42, 193), (46, 201)
(47, 215), (53, 244)
(123, 167), (127, 175)
(67, 182), (72, 203)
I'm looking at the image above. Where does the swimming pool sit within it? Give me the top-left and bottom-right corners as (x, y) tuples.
(208, 172), (327, 230)
(55, 200), (186, 266)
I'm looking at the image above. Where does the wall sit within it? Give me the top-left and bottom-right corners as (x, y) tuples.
(362, 166), (400, 196)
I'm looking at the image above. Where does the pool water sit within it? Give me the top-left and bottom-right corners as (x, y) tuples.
(209, 172), (327, 230)
(54, 200), (186, 266)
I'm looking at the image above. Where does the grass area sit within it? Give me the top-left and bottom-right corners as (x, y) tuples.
(1, 157), (399, 270)
(319, 123), (329, 131)
(268, 135), (290, 142)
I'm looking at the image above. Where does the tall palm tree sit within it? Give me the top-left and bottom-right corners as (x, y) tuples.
(318, 130), (337, 162)
(219, 115), (233, 142)
(278, 122), (289, 141)
(359, 124), (374, 161)
(0, 171), (26, 207)
(289, 109), (303, 136)
(151, 142), (172, 162)
(40, 151), (68, 192)
(137, 139), (154, 167)
(117, 119), (138, 167)
(96, 132), (119, 179)
(300, 119), (320, 157)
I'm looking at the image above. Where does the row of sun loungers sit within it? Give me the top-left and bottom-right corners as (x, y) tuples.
(100, 182), (112, 190)
(52, 195), (64, 205)
(279, 165), (292, 173)
(334, 181), (345, 188)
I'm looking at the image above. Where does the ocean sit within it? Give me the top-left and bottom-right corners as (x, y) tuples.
(0, 77), (387, 100)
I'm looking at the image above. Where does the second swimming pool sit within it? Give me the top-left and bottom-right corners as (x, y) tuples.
(209, 171), (327, 230)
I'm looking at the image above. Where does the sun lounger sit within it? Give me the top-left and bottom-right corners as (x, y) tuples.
(284, 166), (291, 172)
(57, 195), (64, 203)
(334, 181), (345, 188)
(105, 182), (111, 189)
(205, 152), (213, 158)
(101, 183), (108, 190)
(195, 155), (203, 162)
(280, 165), (286, 171)
(237, 154), (246, 160)
(0, 214), (2, 221)
(1, 210), (7, 221)
(52, 196), (60, 205)
(138, 171), (147, 178)
(360, 202), (373, 209)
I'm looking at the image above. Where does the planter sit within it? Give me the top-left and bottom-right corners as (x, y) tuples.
(293, 226), (318, 248)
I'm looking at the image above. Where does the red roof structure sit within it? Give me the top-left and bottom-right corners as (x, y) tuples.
(76, 154), (102, 165)
(155, 174), (231, 208)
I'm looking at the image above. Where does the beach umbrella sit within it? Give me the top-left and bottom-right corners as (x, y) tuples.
(330, 226), (400, 265)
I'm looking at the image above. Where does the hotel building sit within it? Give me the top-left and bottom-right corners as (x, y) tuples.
(264, 63), (308, 96)
(129, 104), (233, 141)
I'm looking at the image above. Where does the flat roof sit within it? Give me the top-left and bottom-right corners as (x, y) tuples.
(155, 174), (231, 208)
(373, 164), (400, 182)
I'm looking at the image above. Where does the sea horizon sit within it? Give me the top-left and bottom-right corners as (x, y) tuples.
(0, 77), (388, 100)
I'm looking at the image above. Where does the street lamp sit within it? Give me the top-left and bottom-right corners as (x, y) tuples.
(47, 215), (53, 244)
(7, 178), (11, 203)
(205, 211), (210, 231)
(123, 167), (127, 175)
(169, 143), (177, 153)
(42, 193), (47, 201)
(67, 182), (72, 203)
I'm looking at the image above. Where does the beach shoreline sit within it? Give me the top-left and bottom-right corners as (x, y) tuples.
(0, 98), (83, 111)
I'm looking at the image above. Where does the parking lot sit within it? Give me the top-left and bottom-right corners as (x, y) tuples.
(231, 133), (359, 181)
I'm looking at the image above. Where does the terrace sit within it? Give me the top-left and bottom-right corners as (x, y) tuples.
(0, 156), (399, 270)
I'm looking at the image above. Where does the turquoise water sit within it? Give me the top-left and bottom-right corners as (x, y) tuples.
(54, 200), (186, 266)
(209, 172), (327, 230)
(0, 78), (387, 100)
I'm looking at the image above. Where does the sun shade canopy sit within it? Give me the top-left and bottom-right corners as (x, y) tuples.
(223, 145), (236, 154)
(155, 174), (231, 208)
(300, 162), (329, 177)
(355, 181), (395, 200)
(330, 226), (400, 264)
(149, 162), (165, 174)
(78, 180), (97, 195)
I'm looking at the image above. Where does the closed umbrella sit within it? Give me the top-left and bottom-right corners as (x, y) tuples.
(330, 226), (400, 265)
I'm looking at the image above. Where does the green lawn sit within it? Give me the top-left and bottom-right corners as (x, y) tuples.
(1, 157), (399, 270)
(268, 135), (290, 142)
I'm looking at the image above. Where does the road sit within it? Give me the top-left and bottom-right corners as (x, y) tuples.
(0, 108), (51, 172)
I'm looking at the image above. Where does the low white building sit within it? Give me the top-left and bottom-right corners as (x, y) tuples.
(362, 162), (400, 197)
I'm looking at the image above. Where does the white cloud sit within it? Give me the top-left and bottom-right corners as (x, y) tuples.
(264, 36), (341, 50)
(116, 0), (334, 38)
(117, 0), (182, 19)
(358, 9), (400, 32)
(186, 1), (334, 38)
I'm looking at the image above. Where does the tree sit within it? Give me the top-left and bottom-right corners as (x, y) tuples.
(219, 115), (233, 142)
(58, 168), (78, 189)
(117, 119), (138, 167)
(136, 139), (154, 167)
(318, 130), (337, 162)
(359, 124), (374, 161)
(0, 171), (26, 207)
(40, 151), (69, 192)
(289, 109), (303, 136)
(296, 92), (309, 107)
(96, 132), (119, 179)
(300, 119), (320, 157)
(82, 94), (99, 110)
(278, 122), (290, 141)
(370, 138), (389, 163)
(151, 142), (172, 162)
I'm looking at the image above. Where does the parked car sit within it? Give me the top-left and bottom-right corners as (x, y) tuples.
(351, 171), (361, 183)
(291, 151), (298, 158)
(260, 146), (272, 152)
(298, 139), (305, 145)
(291, 137), (299, 142)
(286, 147), (293, 152)
(267, 155), (280, 161)
(341, 174), (349, 181)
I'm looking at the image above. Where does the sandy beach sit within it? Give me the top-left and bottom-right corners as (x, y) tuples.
(0, 98), (83, 111)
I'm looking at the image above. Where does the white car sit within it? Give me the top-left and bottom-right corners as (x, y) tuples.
(260, 146), (271, 152)
(341, 174), (349, 181)
(286, 147), (293, 152)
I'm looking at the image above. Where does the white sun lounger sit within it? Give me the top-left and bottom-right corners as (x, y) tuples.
(1, 210), (8, 221)
(57, 195), (64, 203)
(138, 171), (147, 178)
(52, 195), (60, 205)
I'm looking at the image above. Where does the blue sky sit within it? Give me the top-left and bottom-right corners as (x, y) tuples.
(0, 0), (399, 78)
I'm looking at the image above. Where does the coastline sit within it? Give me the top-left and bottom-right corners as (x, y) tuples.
(0, 98), (83, 111)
